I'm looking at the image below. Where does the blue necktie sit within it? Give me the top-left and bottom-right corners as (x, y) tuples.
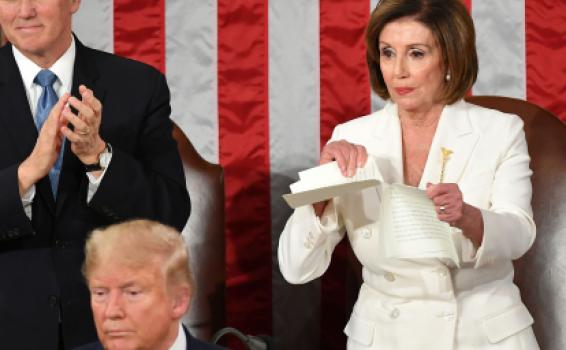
(34, 69), (64, 197)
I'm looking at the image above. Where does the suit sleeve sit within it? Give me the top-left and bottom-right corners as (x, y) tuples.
(87, 71), (190, 232)
(0, 164), (35, 240)
(473, 116), (536, 268)
(278, 126), (346, 284)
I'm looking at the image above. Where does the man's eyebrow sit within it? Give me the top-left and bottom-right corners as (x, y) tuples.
(119, 281), (139, 288)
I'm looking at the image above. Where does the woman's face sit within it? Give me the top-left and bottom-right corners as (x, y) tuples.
(378, 17), (446, 113)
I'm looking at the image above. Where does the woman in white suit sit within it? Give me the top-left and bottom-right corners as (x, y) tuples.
(278, 0), (539, 349)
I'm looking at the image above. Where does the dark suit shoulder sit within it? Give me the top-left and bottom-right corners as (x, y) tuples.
(189, 337), (227, 350)
(0, 43), (13, 58)
(72, 341), (104, 350)
(73, 39), (165, 101)
(71, 332), (226, 350)
(186, 328), (227, 350)
(0, 43), (10, 58)
(0, 44), (17, 82)
(73, 38), (169, 109)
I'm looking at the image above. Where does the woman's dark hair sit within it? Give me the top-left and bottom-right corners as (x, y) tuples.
(366, 0), (478, 104)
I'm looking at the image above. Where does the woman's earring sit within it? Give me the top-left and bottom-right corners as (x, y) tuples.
(445, 72), (451, 82)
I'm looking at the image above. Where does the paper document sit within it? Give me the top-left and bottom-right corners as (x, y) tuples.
(283, 179), (379, 209)
(283, 158), (458, 264)
(283, 156), (383, 208)
(379, 184), (458, 266)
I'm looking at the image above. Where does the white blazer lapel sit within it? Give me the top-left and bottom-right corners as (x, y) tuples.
(368, 102), (404, 184)
(419, 101), (480, 188)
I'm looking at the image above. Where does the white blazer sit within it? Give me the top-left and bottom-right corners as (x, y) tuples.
(278, 100), (539, 349)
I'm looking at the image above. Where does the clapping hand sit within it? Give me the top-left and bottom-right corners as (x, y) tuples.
(17, 94), (69, 195)
(60, 85), (106, 165)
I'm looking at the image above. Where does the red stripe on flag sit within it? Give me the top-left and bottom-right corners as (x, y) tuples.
(525, 0), (566, 122)
(113, 0), (166, 73)
(319, 3), (371, 144)
(319, 0), (371, 348)
(217, 0), (272, 344)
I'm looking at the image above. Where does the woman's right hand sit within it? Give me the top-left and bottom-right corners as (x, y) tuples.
(320, 140), (368, 176)
(314, 140), (368, 216)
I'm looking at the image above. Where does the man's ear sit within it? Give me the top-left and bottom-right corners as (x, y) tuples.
(70, 0), (81, 14)
(170, 286), (191, 319)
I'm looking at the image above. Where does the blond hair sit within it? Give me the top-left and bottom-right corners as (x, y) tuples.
(83, 220), (193, 294)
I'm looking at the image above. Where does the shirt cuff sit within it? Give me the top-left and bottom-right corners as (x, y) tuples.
(21, 184), (36, 203)
(85, 152), (112, 202)
(21, 184), (35, 220)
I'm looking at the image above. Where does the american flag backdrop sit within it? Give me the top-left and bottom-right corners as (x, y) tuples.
(69, 0), (565, 349)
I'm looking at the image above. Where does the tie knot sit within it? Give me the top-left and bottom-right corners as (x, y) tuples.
(34, 69), (58, 88)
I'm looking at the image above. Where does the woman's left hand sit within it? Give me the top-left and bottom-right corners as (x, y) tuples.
(426, 182), (484, 246)
(426, 183), (464, 225)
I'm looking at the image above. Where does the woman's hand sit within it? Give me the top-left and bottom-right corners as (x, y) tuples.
(313, 140), (368, 216)
(426, 183), (484, 247)
(426, 183), (464, 224)
(320, 140), (368, 176)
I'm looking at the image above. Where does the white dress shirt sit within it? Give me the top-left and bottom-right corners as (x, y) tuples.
(13, 37), (111, 218)
(14, 38), (75, 118)
(169, 323), (187, 350)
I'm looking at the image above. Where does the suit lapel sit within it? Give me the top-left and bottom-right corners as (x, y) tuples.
(0, 44), (57, 214)
(56, 38), (106, 216)
(419, 100), (480, 189)
(367, 102), (404, 184)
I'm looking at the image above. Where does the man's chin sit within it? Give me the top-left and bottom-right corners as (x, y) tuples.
(102, 334), (139, 350)
(10, 39), (48, 57)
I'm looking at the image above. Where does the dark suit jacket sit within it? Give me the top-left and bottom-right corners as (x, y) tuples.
(0, 38), (190, 349)
(73, 325), (226, 350)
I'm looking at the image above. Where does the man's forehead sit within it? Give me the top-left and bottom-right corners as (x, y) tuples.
(89, 261), (164, 287)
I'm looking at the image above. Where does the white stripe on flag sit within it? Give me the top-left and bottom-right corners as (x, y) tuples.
(268, 2), (320, 180)
(166, 0), (219, 163)
(472, 0), (526, 99)
(370, 0), (380, 10)
(73, 0), (114, 53)
(269, 0), (321, 348)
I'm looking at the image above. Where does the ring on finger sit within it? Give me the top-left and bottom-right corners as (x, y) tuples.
(78, 128), (89, 136)
(439, 205), (446, 213)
